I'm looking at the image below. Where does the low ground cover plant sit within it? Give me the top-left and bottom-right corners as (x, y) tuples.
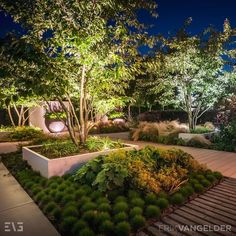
(1, 146), (222, 236)
(30, 136), (124, 159)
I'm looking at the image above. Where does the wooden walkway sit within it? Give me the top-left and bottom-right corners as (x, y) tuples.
(139, 178), (236, 236)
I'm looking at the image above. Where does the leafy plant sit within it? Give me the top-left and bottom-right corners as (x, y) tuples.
(44, 112), (67, 120)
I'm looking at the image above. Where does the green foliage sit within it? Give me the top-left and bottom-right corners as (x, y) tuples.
(130, 198), (145, 208)
(113, 202), (129, 214)
(193, 183), (205, 193)
(213, 171), (223, 180)
(130, 207), (143, 218)
(131, 215), (146, 230)
(114, 212), (128, 223)
(212, 120), (236, 152)
(99, 220), (115, 235)
(156, 198), (169, 210)
(98, 203), (112, 212)
(171, 193), (185, 205)
(62, 205), (79, 217)
(72, 220), (88, 236)
(201, 179), (211, 187)
(43, 202), (57, 214)
(79, 228), (95, 236)
(145, 205), (161, 218)
(145, 193), (158, 205)
(206, 174), (217, 183)
(60, 217), (77, 233)
(81, 202), (97, 212)
(44, 112), (66, 120)
(191, 127), (213, 134)
(8, 126), (43, 141)
(115, 222), (131, 236)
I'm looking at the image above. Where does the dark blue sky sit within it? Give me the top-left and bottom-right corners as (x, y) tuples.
(0, 0), (236, 38)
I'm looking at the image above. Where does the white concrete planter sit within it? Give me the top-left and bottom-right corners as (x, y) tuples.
(0, 131), (12, 139)
(22, 143), (138, 178)
(178, 132), (214, 141)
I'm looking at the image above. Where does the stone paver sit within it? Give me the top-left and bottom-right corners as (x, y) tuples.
(0, 163), (60, 236)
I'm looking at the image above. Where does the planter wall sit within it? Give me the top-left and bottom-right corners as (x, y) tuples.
(22, 144), (138, 178)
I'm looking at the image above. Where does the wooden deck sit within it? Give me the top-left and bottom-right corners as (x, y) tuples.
(138, 178), (236, 236)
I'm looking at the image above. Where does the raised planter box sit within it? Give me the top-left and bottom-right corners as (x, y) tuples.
(178, 132), (215, 141)
(22, 143), (138, 178)
(0, 131), (12, 139)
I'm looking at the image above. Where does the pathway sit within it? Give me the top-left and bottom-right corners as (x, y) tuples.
(138, 178), (236, 236)
(0, 163), (60, 236)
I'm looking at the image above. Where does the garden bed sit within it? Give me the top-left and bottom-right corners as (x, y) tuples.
(178, 132), (214, 141)
(23, 143), (138, 178)
(2, 149), (223, 236)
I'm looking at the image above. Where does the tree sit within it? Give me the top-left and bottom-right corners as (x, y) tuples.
(0, 0), (158, 144)
(150, 19), (236, 129)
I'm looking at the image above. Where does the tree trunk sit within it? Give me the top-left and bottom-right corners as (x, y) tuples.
(7, 105), (16, 127)
(79, 65), (86, 144)
(128, 104), (132, 122)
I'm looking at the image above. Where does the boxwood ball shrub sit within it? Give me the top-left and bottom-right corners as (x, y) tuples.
(171, 193), (185, 205)
(82, 210), (96, 224)
(62, 205), (79, 217)
(98, 203), (112, 212)
(115, 221), (131, 236)
(131, 215), (146, 230)
(113, 202), (129, 213)
(213, 171), (223, 180)
(72, 220), (88, 235)
(79, 228), (95, 236)
(156, 198), (169, 210)
(43, 201), (57, 214)
(94, 212), (111, 225)
(99, 220), (115, 235)
(201, 179), (211, 187)
(114, 212), (128, 223)
(81, 202), (97, 212)
(129, 207), (143, 218)
(145, 205), (161, 218)
(145, 193), (158, 205)
(206, 174), (217, 183)
(60, 216), (77, 233)
(51, 207), (61, 222)
(130, 198), (145, 208)
(193, 183), (205, 193)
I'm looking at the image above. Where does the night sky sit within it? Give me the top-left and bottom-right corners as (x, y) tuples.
(0, 0), (236, 38)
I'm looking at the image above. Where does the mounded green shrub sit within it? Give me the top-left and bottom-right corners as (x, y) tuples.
(145, 205), (161, 218)
(193, 183), (204, 193)
(61, 194), (75, 205)
(115, 196), (127, 203)
(65, 187), (76, 194)
(94, 212), (111, 225)
(156, 198), (169, 210)
(180, 185), (194, 197)
(54, 192), (64, 203)
(113, 202), (129, 213)
(24, 181), (35, 189)
(51, 207), (61, 221)
(81, 202), (97, 212)
(171, 193), (185, 205)
(131, 215), (146, 230)
(62, 205), (79, 217)
(196, 175), (205, 181)
(58, 183), (67, 191)
(49, 190), (58, 198)
(213, 171), (223, 180)
(129, 207), (143, 218)
(99, 220), (115, 235)
(72, 220), (88, 235)
(115, 222), (131, 236)
(90, 190), (102, 200)
(75, 188), (86, 198)
(98, 203), (112, 212)
(114, 212), (128, 223)
(201, 179), (211, 187)
(48, 183), (58, 189)
(130, 198), (145, 208)
(79, 228), (95, 236)
(206, 174), (217, 183)
(82, 210), (97, 224)
(60, 216), (77, 233)
(96, 197), (109, 204)
(40, 195), (51, 206)
(145, 193), (158, 205)
(43, 202), (57, 214)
